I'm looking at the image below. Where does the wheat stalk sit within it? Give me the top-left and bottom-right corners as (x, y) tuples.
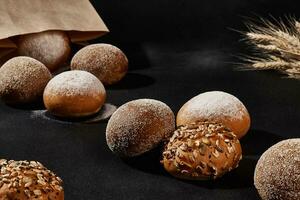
(242, 17), (300, 78)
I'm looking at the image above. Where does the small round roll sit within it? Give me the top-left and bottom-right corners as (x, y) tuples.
(43, 70), (106, 118)
(162, 121), (242, 180)
(254, 139), (300, 200)
(177, 91), (250, 139)
(71, 43), (128, 85)
(0, 56), (52, 104)
(106, 99), (175, 157)
(0, 159), (64, 200)
(17, 30), (71, 72)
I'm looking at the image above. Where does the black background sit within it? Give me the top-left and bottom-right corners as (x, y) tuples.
(1, 0), (300, 199)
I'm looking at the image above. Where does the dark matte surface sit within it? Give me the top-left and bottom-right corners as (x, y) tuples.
(1, 0), (300, 199)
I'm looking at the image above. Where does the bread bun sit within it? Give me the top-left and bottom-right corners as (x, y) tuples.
(0, 56), (52, 104)
(17, 30), (71, 72)
(43, 70), (106, 118)
(162, 121), (242, 180)
(254, 139), (300, 200)
(0, 159), (64, 200)
(106, 99), (175, 157)
(176, 91), (250, 139)
(71, 44), (128, 85)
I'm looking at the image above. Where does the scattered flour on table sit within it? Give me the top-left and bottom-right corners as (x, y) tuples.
(30, 103), (117, 124)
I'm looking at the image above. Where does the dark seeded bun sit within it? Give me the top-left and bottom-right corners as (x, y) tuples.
(71, 43), (128, 85)
(106, 99), (175, 157)
(17, 30), (71, 72)
(176, 91), (250, 139)
(254, 139), (300, 200)
(0, 56), (52, 104)
(0, 159), (64, 200)
(43, 70), (106, 118)
(162, 121), (242, 180)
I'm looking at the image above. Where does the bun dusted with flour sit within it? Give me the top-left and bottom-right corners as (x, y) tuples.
(176, 91), (250, 139)
(71, 43), (128, 85)
(106, 99), (175, 157)
(162, 121), (242, 180)
(17, 30), (71, 72)
(0, 159), (64, 200)
(254, 139), (300, 200)
(43, 70), (106, 118)
(0, 56), (52, 104)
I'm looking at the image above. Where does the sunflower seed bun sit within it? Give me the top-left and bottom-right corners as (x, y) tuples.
(70, 44), (128, 85)
(254, 139), (300, 200)
(162, 121), (242, 180)
(17, 30), (71, 72)
(106, 99), (175, 157)
(43, 70), (106, 118)
(0, 159), (64, 200)
(176, 91), (250, 139)
(0, 56), (52, 104)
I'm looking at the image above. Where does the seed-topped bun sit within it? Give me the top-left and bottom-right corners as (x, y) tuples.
(43, 70), (106, 118)
(106, 99), (175, 157)
(17, 30), (71, 72)
(254, 139), (300, 200)
(71, 43), (128, 85)
(0, 159), (64, 200)
(162, 121), (242, 180)
(0, 56), (52, 104)
(176, 91), (250, 139)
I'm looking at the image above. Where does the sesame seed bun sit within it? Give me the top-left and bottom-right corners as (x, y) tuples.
(0, 159), (64, 200)
(162, 121), (242, 180)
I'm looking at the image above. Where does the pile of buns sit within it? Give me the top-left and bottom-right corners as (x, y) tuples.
(106, 91), (251, 180)
(0, 30), (128, 118)
(0, 30), (131, 198)
(1, 30), (299, 200)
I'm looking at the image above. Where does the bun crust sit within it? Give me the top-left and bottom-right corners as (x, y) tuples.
(162, 121), (242, 180)
(43, 70), (106, 118)
(176, 91), (250, 139)
(17, 30), (71, 72)
(0, 56), (52, 104)
(71, 44), (128, 85)
(106, 99), (175, 157)
(254, 139), (300, 200)
(0, 159), (64, 200)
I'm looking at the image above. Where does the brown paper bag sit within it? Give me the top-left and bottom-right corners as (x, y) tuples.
(0, 0), (109, 62)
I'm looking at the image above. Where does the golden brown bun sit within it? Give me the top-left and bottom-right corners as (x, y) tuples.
(106, 99), (175, 157)
(176, 91), (250, 139)
(0, 159), (64, 200)
(0, 56), (52, 104)
(254, 139), (300, 200)
(162, 121), (242, 180)
(17, 30), (71, 72)
(70, 44), (128, 85)
(43, 70), (106, 118)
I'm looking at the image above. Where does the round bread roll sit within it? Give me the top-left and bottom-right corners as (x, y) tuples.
(71, 43), (128, 85)
(0, 159), (64, 199)
(106, 99), (175, 157)
(176, 91), (250, 139)
(17, 30), (71, 72)
(43, 70), (106, 118)
(254, 139), (300, 200)
(162, 121), (242, 180)
(0, 56), (52, 104)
